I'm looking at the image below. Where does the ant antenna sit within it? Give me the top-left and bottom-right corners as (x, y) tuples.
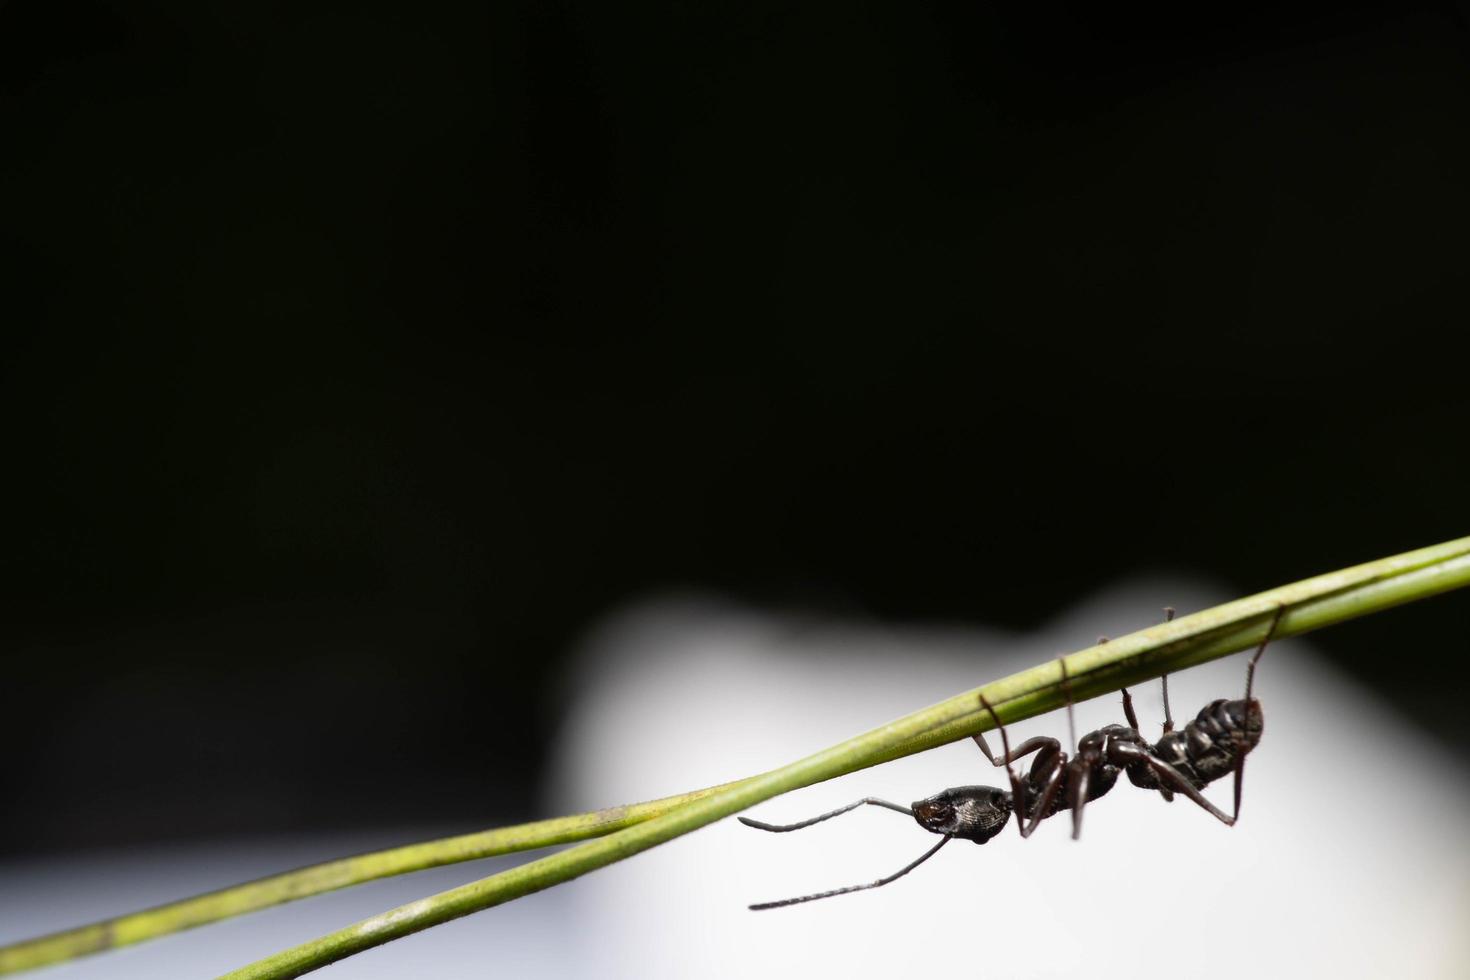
(1160, 607), (1176, 734)
(739, 798), (912, 833)
(1245, 604), (1287, 704)
(747, 835), (953, 910)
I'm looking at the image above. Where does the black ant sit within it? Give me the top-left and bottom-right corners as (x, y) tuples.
(976, 605), (1284, 841)
(739, 605), (1285, 910)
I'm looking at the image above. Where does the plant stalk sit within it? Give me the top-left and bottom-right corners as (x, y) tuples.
(0, 782), (751, 975)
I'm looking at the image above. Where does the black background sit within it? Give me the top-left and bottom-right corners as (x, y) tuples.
(3, 1), (1467, 859)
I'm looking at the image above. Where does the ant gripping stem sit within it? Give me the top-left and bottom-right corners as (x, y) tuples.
(973, 656), (1098, 841)
(983, 604), (1288, 842)
(741, 605), (1289, 909)
(987, 656), (1105, 841)
(976, 693), (1069, 839)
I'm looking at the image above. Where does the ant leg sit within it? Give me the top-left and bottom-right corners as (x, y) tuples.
(973, 700), (1061, 769)
(1108, 741), (1236, 825)
(1108, 635), (1145, 734)
(748, 835), (952, 910)
(1060, 658), (1077, 754)
(1155, 608), (1177, 803)
(1122, 609), (1178, 735)
(1245, 603), (1286, 705)
(1017, 760), (1067, 838)
(972, 731), (1060, 768)
(739, 797), (913, 833)
(981, 693), (1064, 840)
(996, 656), (1082, 840)
(1120, 692), (1161, 801)
(1160, 607), (1177, 734)
(1066, 759), (1092, 840)
(1121, 687), (1143, 733)
(1053, 657), (1103, 840)
(972, 733), (1067, 841)
(1229, 603), (1288, 822)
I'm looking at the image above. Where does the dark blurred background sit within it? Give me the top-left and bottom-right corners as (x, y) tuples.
(3, 1), (1467, 859)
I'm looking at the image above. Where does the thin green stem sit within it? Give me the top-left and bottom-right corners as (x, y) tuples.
(0, 781), (753, 975)
(216, 535), (1470, 980)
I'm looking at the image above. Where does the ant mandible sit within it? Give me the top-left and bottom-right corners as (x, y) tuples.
(739, 605), (1286, 910)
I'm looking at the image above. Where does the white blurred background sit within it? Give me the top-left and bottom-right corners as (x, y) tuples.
(5, 578), (1468, 978)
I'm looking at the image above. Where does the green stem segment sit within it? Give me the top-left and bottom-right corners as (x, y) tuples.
(216, 535), (1470, 980)
(0, 782), (753, 975)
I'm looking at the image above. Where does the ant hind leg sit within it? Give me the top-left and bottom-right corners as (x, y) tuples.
(1160, 607), (1177, 734)
(1244, 603), (1287, 705)
(1230, 603), (1288, 823)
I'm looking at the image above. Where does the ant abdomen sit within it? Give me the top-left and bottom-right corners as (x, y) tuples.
(1127, 696), (1266, 794)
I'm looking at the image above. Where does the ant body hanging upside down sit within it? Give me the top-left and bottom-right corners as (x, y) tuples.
(740, 605), (1286, 910)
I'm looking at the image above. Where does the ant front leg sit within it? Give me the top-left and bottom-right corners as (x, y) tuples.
(977, 694), (1065, 839)
(972, 715), (1064, 773)
(1016, 762), (1067, 838)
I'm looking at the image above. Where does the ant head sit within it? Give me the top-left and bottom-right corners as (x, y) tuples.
(1220, 697), (1264, 749)
(1242, 697), (1264, 735)
(911, 786), (1011, 843)
(1226, 696), (1263, 730)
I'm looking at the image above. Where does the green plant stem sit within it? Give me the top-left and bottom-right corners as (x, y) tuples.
(215, 535), (1470, 980)
(0, 781), (754, 975)
(0, 723), (1034, 973)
